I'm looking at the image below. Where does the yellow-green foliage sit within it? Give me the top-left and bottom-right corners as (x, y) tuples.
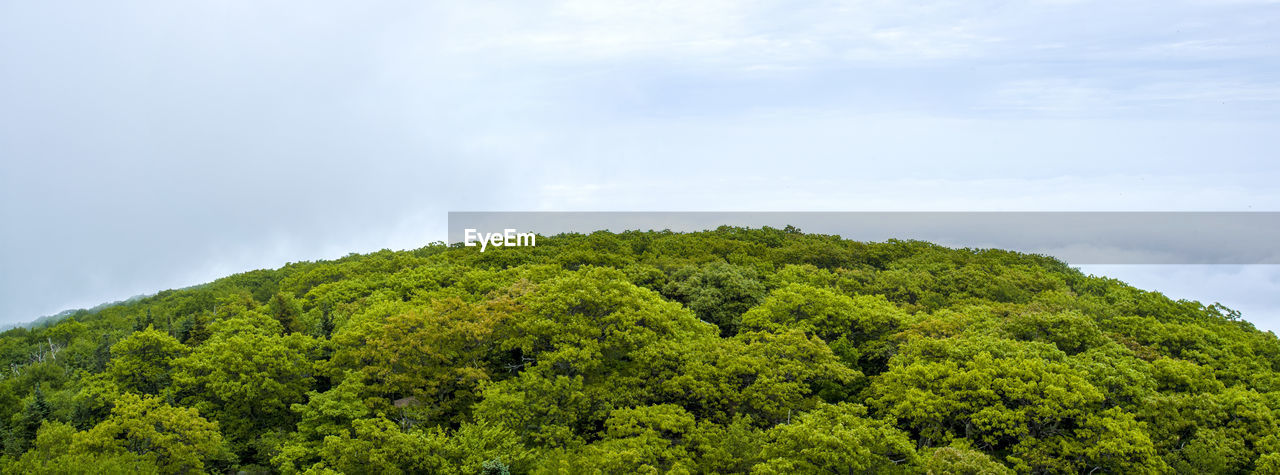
(2, 227), (1278, 473)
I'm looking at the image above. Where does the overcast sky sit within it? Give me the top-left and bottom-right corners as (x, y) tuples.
(2, 1), (1279, 330)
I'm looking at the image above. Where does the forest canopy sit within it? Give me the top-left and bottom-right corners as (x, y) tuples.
(2, 227), (1278, 474)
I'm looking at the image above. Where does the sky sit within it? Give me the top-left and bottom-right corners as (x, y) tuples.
(2, 1), (1279, 330)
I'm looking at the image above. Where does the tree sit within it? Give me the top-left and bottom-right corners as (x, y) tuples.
(471, 366), (598, 448)
(546, 404), (699, 473)
(74, 393), (232, 473)
(871, 335), (1103, 452)
(5, 383), (51, 456)
(684, 415), (765, 473)
(1139, 386), (1279, 473)
(480, 459), (511, 475)
(134, 308), (154, 332)
(507, 266), (715, 379)
(319, 307), (335, 339)
(272, 372), (371, 473)
(311, 417), (426, 474)
(2, 420), (160, 474)
(1001, 310), (1104, 355)
(105, 326), (188, 395)
(638, 329), (861, 425)
(755, 403), (918, 474)
(663, 262), (767, 336)
(416, 422), (534, 474)
(286, 415), (533, 475)
(740, 283), (906, 374)
(90, 333), (113, 373)
(326, 297), (511, 425)
(177, 312), (211, 346)
(920, 443), (1013, 475)
(171, 314), (319, 462)
(1072, 407), (1166, 473)
(470, 266), (723, 447)
(267, 293), (304, 334)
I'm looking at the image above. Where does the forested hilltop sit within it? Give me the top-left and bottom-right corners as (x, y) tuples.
(3, 227), (1279, 474)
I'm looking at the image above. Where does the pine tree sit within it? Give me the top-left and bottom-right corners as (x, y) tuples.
(267, 293), (302, 334)
(6, 384), (50, 456)
(32, 384), (48, 418)
(92, 333), (112, 372)
(135, 307), (154, 331)
(481, 459), (511, 475)
(320, 307), (335, 339)
(182, 313), (211, 346)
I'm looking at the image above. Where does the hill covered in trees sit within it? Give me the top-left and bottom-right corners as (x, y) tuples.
(2, 227), (1278, 474)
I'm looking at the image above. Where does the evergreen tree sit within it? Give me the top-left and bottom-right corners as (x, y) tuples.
(181, 313), (211, 346)
(91, 333), (112, 372)
(267, 293), (302, 334)
(5, 384), (50, 456)
(481, 459), (511, 475)
(134, 308), (155, 331)
(319, 307), (335, 339)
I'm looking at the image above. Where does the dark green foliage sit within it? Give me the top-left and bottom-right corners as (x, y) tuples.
(318, 307), (334, 339)
(267, 293), (304, 334)
(90, 334), (112, 373)
(178, 312), (211, 345)
(5, 384), (50, 456)
(663, 262), (767, 336)
(1, 228), (1277, 473)
(481, 458), (510, 475)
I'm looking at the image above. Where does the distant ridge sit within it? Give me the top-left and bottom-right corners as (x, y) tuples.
(8, 293), (152, 330)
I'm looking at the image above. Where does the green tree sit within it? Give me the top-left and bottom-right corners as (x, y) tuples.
(1000, 310), (1104, 355)
(664, 262), (767, 336)
(551, 404), (699, 473)
(311, 417), (426, 474)
(272, 372), (371, 473)
(920, 443), (1013, 475)
(638, 330), (861, 425)
(754, 402), (918, 474)
(74, 393), (232, 473)
(871, 336), (1103, 451)
(3, 420), (160, 474)
(685, 415), (766, 473)
(106, 326), (188, 395)
(171, 314), (319, 462)
(327, 297), (511, 425)
(267, 292), (304, 334)
(5, 383), (51, 456)
(740, 283), (906, 374)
